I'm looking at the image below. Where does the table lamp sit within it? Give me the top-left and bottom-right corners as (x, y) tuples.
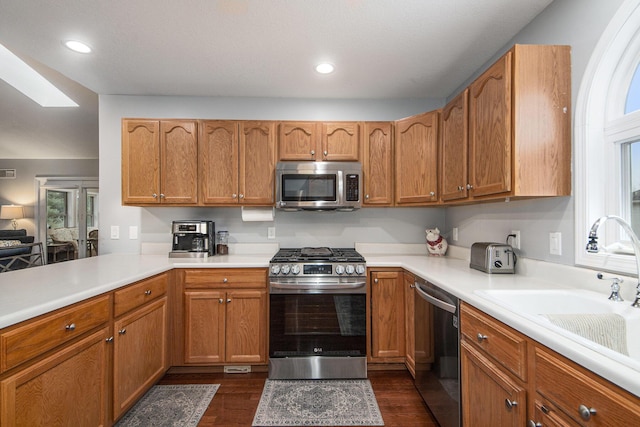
(0, 205), (24, 230)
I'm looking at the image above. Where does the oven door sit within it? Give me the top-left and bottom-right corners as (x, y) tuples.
(269, 290), (366, 358)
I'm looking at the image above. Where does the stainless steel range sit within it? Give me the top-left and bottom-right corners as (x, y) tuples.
(268, 247), (367, 379)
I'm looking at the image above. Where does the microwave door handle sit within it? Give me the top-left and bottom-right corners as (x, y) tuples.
(415, 283), (456, 313)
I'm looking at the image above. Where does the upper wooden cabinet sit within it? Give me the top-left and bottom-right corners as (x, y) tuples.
(394, 111), (439, 205)
(278, 121), (360, 161)
(440, 89), (469, 202)
(467, 44), (571, 201)
(122, 119), (198, 205)
(199, 120), (276, 205)
(362, 122), (394, 206)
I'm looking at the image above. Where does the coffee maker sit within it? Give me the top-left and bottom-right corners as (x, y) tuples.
(169, 220), (215, 258)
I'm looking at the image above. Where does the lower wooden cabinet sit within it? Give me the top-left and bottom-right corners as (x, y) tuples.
(113, 296), (168, 420)
(368, 269), (405, 361)
(461, 340), (527, 427)
(0, 327), (110, 426)
(181, 268), (268, 365)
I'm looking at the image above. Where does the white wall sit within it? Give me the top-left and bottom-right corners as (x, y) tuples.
(445, 0), (626, 265)
(99, 96), (445, 254)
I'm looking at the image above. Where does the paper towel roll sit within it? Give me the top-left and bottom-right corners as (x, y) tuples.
(241, 206), (275, 222)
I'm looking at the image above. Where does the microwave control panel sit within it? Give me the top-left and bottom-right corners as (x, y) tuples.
(345, 174), (359, 201)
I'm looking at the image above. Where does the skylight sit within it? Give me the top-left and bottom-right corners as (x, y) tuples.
(0, 42), (78, 107)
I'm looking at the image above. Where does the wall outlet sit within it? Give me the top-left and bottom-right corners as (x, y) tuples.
(452, 227), (459, 241)
(510, 230), (521, 250)
(110, 225), (120, 239)
(267, 227), (276, 239)
(129, 225), (138, 240)
(550, 232), (562, 255)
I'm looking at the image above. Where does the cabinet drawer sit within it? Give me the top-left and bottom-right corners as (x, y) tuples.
(0, 295), (110, 373)
(182, 268), (267, 289)
(114, 273), (168, 317)
(460, 303), (528, 381)
(535, 346), (640, 426)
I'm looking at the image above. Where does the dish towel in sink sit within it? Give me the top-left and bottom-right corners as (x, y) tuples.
(542, 313), (629, 356)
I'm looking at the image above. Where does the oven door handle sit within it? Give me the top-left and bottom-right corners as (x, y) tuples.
(415, 283), (456, 313)
(270, 281), (366, 290)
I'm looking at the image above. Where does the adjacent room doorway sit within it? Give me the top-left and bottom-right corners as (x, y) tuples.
(35, 177), (99, 262)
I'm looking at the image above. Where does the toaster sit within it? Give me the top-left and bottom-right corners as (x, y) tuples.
(470, 242), (516, 274)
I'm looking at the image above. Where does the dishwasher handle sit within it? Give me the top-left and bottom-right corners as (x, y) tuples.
(415, 282), (457, 313)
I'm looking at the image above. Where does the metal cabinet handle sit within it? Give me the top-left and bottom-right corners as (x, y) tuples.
(226, 298), (231, 303)
(310, 150), (315, 156)
(578, 404), (597, 421)
(239, 194), (244, 199)
(152, 193), (158, 198)
(144, 289), (152, 295)
(323, 150), (328, 156)
(223, 278), (228, 283)
(160, 193), (165, 199)
(374, 278), (378, 284)
(477, 333), (488, 342)
(232, 193), (237, 199)
(65, 323), (76, 331)
(365, 194), (370, 200)
(505, 399), (518, 410)
(219, 298), (224, 304)
(457, 186), (464, 191)
(466, 184), (474, 190)
(527, 421), (542, 427)
(118, 328), (127, 335)
(409, 284), (416, 288)
(105, 336), (114, 343)
(429, 191), (435, 197)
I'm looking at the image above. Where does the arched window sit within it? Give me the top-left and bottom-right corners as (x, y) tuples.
(576, 0), (640, 275)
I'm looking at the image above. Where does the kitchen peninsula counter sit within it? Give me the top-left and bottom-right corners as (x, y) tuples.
(0, 246), (638, 397)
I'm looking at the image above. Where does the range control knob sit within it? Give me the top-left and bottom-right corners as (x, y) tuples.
(291, 264), (301, 275)
(281, 264), (291, 275)
(355, 265), (366, 275)
(335, 265), (345, 275)
(270, 264), (281, 275)
(346, 264), (355, 275)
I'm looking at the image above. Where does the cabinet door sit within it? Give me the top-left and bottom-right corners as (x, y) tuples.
(461, 340), (526, 427)
(0, 328), (109, 426)
(440, 89), (469, 202)
(225, 289), (267, 363)
(403, 272), (415, 376)
(363, 122), (394, 206)
(240, 121), (276, 205)
(370, 270), (405, 360)
(531, 400), (580, 427)
(468, 52), (512, 198)
(160, 120), (198, 204)
(322, 122), (360, 161)
(113, 297), (168, 420)
(183, 290), (226, 364)
(395, 111), (439, 205)
(278, 122), (319, 161)
(122, 119), (160, 204)
(199, 120), (239, 204)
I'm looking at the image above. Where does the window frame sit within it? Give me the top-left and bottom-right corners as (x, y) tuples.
(575, 0), (640, 275)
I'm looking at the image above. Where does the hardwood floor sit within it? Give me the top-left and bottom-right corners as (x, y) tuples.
(158, 370), (438, 426)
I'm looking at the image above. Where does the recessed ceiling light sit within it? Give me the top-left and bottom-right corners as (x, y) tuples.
(315, 63), (335, 74)
(64, 40), (92, 54)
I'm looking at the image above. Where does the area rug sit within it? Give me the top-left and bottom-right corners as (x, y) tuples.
(115, 384), (219, 427)
(252, 379), (384, 426)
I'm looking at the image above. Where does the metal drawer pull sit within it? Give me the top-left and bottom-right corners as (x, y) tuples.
(118, 328), (127, 335)
(374, 278), (378, 284)
(226, 298), (231, 303)
(105, 336), (114, 343)
(219, 298), (224, 304)
(144, 289), (152, 295)
(578, 404), (597, 421)
(223, 278), (228, 283)
(527, 421), (542, 427)
(476, 333), (488, 342)
(505, 399), (518, 410)
(65, 323), (76, 331)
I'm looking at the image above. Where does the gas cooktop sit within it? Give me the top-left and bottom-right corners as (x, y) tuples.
(270, 247), (365, 263)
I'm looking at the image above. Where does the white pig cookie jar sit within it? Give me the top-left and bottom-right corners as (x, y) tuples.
(426, 227), (448, 256)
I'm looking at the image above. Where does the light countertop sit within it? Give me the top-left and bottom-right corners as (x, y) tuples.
(0, 244), (638, 397)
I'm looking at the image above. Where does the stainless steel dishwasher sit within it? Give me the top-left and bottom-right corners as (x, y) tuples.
(414, 277), (460, 427)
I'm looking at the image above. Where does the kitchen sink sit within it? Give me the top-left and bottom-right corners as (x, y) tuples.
(474, 288), (640, 367)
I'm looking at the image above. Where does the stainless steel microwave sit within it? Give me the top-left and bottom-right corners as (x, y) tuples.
(275, 161), (362, 211)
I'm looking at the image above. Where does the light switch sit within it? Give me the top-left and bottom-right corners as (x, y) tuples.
(549, 232), (562, 255)
(129, 226), (138, 240)
(110, 225), (120, 239)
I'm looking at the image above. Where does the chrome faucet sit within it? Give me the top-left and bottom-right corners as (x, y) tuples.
(587, 215), (640, 308)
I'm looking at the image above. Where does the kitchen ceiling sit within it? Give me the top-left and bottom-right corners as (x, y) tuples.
(0, 0), (554, 159)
